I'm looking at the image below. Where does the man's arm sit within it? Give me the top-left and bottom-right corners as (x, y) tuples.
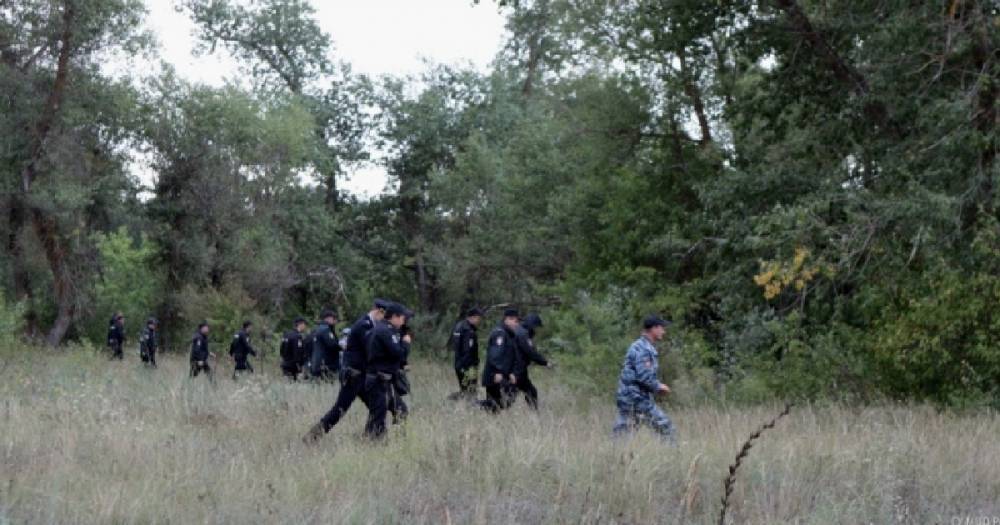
(633, 346), (661, 392)
(518, 332), (548, 367)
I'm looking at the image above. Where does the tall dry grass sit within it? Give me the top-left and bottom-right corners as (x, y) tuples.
(0, 347), (998, 524)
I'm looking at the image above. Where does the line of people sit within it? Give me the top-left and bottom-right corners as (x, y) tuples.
(105, 302), (678, 444)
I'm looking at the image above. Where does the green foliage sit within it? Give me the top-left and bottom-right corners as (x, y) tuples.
(83, 228), (162, 346)
(0, 292), (25, 347)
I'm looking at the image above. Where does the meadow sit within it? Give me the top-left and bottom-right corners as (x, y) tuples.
(1, 347), (998, 524)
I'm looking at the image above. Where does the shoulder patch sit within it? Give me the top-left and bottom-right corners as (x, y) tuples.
(496, 336), (504, 346)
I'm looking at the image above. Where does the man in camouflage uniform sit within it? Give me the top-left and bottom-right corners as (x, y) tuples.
(612, 315), (677, 444)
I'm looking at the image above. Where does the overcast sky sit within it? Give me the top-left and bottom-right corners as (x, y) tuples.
(140, 0), (507, 196)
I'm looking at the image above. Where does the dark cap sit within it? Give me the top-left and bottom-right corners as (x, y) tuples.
(466, 307), (484, 317)
(523, 313), (543, 329)
(503, 308), (520, 318)
(242, 320), (252, 329)
(147, 317), (158, 326)
(643, 315), (670, 330)
(320, 309), (337, 320)
(385, 302), (407, 318)
(293, 317), (306, 325)
(198, 321), (209, 329)
(373, 298), (390, 310)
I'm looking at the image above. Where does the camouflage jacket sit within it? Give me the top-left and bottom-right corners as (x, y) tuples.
(616, 336), (662, 400)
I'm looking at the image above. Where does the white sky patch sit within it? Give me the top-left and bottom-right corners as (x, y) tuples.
(137, 0), (506, 198)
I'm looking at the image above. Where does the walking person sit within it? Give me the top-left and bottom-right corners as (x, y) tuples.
(612, 316), (677, 444)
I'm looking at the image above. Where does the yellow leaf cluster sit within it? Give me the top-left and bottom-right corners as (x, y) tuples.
(753, 247), (823, 300)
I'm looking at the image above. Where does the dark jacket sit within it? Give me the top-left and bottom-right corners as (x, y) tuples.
(229, 330), (256, 361)
(107, 320), (124, 348)
(343, 314), (376, 371)
(310, 321), (341, 374)
(365, 320), (409, 377)
(452, 318), (479, 370)
(481, 323), (517, 387)
(280, 329), (306, 365)
(513, 320), (547, 377)
(139, 327), (157, 354)
(190, 332), (209, 362)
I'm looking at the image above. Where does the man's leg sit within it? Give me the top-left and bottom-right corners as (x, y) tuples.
(482, 385), (504, 413)
(364, 379), (389, 439)
(519, 377), (539, 410)
(638, 398), (677, 444)
(149, 350), (157, 368)
(612, 398), (637, 437)
(319, 374), (363, 432)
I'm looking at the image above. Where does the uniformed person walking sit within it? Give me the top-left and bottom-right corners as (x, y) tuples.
(510, 313), (551, 409)
(362, 302), (411, 439)
(190, 321), (215, 380)
(304, 299), (388, 443)
(388, 307), (415, 424)
(107, 312), (125, 360)
(480, 308), (520, 412)
(448, 307), (482, 400)
(612, 316), (677, 444)
(279, 317), (308, 380)
(229, 321), (257, 379)
(308, 310), (341, 380)
(139, 317), (158, 368)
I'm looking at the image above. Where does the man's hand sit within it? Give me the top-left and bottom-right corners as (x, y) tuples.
(657, 383), (671, 395)
(402, 334), (412, 344)
(509, 374), (517, 385)
(494, 373), (503, 384)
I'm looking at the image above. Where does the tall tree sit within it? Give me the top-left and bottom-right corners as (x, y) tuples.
(183, 0), (371, 208)
(1, 0), (149, 345)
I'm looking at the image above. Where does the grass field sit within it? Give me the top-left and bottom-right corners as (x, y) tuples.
(0, 347), (998, 524)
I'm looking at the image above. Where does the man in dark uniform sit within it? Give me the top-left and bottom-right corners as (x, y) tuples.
(107, 312), (125, 360)
(448, 307), (482, 400)
(139, 317), (158, 368)
(303, 299), (388, 443)
(309, 310), (341, 380)
(189, 321), (214, 379)
(480, 308), (520, 412)
(388, 307), (415, 424)
(229, 320), (257, 379)
(510, 313), (551, 409)
(362, 302), (411, 439)
(280, 317), (308, 380)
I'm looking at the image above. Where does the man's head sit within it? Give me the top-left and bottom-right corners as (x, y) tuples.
(147, 317), (158, 330)
(466, 307), (483, 327)
(502, 308), (520, 329)
(522, 313), (543, 332)
(198, 321), (210, 335)
(242, 320), (252, 334)
(386, 302), (408, 329)
(371, 298), (389, 321)
(642, 315), (669, 341)
(114, 312), (124, 326)
(320, 309), (337, 325)
(294, 317), (307, 333)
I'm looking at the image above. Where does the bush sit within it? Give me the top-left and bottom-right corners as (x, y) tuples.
(0, 292), (25, 347)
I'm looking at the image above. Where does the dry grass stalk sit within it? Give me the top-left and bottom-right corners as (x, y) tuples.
(718, 403), (792, 525)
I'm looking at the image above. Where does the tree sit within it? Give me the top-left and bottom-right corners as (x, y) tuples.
(1, 0), (149, 345)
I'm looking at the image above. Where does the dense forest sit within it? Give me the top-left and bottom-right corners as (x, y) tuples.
(2, 0), (998, 405)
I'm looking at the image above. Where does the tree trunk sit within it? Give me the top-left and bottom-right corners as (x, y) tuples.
(678, 48), (713, 146)
(16, 0), (77, 346)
